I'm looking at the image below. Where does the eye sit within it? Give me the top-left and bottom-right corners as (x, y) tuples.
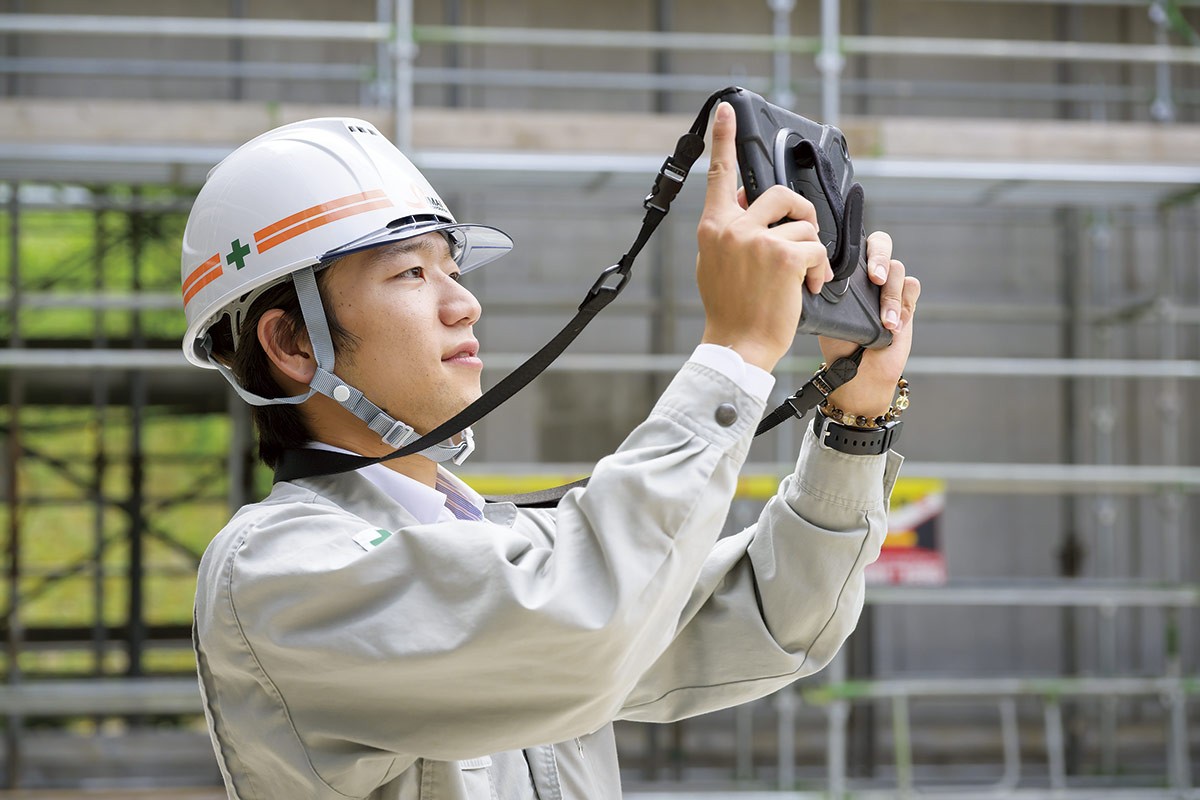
(449, 270), (463, 283)
(395, 266), (424, 280)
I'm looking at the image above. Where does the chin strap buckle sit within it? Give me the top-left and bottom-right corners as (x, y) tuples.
(449, 428), (475, 465)
(377, 418), (417, 448)
(375, 416), (473, 465)
(416, 427), (475, 465)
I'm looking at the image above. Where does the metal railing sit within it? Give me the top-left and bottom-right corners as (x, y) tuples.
(2, 0), (1199, 126)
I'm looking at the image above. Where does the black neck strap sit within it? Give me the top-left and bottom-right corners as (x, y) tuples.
(274, 88), (866, 499)
(273, 91), (726, 485)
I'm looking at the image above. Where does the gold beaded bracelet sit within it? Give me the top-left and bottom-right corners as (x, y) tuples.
(815, 365), (909, 429)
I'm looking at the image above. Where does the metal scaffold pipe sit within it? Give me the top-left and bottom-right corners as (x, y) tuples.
(817, 0), (843, 125)
(768, 0), (796, 109)
(4, 179), (24, 790)
(392, 0), (415, 153)
(6, 350), (1200, 379)
(0, 14), (389, 41)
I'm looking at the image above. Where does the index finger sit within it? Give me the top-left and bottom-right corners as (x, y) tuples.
(744, 185), (820, 230)
(702, 102), (741, 217)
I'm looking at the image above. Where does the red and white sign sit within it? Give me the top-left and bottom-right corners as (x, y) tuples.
(866, 479), (947, 586)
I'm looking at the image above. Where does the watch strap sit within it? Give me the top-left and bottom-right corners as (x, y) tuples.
(812, 412), (903, 455)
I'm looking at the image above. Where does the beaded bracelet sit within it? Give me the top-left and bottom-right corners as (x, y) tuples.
(815, 366), (909, 429)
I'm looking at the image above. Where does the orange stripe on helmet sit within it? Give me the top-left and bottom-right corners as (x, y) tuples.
(182, 254), (224, 305)
(255, 197), (394, 254)
(254, 189), (389, 245)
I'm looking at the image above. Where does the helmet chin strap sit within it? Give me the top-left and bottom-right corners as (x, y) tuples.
(286, 266), (476, 465)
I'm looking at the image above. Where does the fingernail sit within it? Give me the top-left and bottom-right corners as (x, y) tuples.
(716, 102), (731, 122)
(871, 262), (887, 282)
(884, 309), (899, 329)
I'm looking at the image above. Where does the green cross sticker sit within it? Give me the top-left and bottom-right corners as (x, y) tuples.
(226, 238), (252, 270)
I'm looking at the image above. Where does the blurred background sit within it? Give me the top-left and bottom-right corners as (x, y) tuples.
(0, 1), (1198, 797)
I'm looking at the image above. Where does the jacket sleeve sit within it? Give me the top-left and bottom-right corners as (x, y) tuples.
(617, 425), (902, 723)
(208, 362), (766, 763)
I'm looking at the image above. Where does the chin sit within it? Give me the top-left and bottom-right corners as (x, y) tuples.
(444, 388), (481, 419)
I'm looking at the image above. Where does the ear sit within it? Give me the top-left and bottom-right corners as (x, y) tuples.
(258, 309), (316, 386)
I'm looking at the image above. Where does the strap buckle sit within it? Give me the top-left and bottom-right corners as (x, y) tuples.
(755, 348), (867, 437)
(644, 157), (687, 213)
(788, 350), (864, 417)
(581, 263), (632, 311)
(784, 384), (827, 420)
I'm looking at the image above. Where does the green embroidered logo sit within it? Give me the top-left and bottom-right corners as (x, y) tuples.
(353, 528), (393, 551)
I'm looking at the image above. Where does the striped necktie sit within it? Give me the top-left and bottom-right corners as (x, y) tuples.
(435, 475), (484, 522)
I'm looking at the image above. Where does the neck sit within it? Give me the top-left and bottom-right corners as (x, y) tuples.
(380, 452), (438, 487)
(309, 429), (439, 487)
(301, 395), (455, 488)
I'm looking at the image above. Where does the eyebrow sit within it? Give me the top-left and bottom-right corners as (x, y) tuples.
(363, 236), (451, 268)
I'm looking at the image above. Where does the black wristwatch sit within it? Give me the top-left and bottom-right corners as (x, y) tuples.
(812, 411), (903, 456)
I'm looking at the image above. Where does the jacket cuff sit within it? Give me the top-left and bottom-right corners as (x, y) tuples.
(650, 362), (767, 460)
(688, 344), (775, 402)
(793, 424), (904, 513)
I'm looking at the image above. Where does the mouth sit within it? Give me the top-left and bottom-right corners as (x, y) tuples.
(442, 340), (482, 365)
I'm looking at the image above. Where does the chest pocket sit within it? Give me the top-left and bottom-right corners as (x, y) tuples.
(419, 756), (498, 800)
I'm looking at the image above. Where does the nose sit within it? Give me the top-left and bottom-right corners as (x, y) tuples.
(440, 271), (482, 327)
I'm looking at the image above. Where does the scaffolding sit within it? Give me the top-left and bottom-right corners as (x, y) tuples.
(0, 0), (1198, 795)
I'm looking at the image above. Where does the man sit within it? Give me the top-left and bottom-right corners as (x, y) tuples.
(182, 102), (920, 799)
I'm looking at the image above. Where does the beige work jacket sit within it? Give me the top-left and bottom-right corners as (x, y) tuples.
(193, 362), (902, 799)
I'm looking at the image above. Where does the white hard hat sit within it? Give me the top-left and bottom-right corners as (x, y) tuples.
(181, 117), (511, 369)
(179, 117), (511, 465)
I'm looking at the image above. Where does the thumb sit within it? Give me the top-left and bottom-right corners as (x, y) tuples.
(702, 102), (740, 217)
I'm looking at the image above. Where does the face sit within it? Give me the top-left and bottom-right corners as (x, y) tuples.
(320, 232), (484, 436)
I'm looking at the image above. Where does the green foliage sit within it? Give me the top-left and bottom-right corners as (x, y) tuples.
(0, 188), (276, 683)
(0, 189), (190, 342)
(0, 405), (253, 677)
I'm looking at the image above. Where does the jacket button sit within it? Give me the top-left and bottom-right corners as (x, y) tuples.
(714, 403), (738, 427)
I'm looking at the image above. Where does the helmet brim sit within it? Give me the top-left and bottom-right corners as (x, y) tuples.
(320, 220), (513, 274)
